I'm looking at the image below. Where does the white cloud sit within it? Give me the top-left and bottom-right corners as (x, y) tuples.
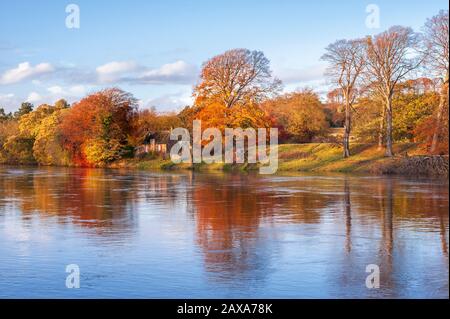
(95, 60), (198, 85)
(0, 93), (17, 112)
(26, 91), (43, 103)
(0, 62), (54, 85)
(140, 90), (193, 112)
(143, 61), (192, 77)
(0, 59), (198, 111)
(96, 61), (138, 83)
(275, 64), (327, 84)
(133, 60), (198, 84)
(0, 85), (89, 111)
(47, 86), (64, 95)
(68, 85), (86, 96)
(23, 85), (88, 106)
(46, 85), (86, 96)
(1, 60), (197, 88)
(47, 85), (87, 96)
(0, 93), (15, 100)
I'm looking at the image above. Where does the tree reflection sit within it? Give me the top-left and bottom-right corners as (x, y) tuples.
(344, 178), (352, 253)
(0, 167), (448, 294)
(0, 168), (139, 239)
(188, 173), (448, 290)
(190, 174), (271, 282)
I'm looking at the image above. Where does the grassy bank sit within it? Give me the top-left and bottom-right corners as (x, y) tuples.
(108, 143), (448, 177)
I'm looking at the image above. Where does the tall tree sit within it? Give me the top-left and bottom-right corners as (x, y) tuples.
(0, 108), (13, 122)
(60, 88), (137, 165)
(422, 10), (449, 154)
(14, 102), (33, 119)
(365, 26), (422, 157)
(261, 90), (328, 143)
(322, 39), (366, 157)
(55, 99), (70, 110)
(194, 49), (281, 109)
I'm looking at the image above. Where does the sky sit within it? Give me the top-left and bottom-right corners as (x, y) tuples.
(0, 0), (448, 113)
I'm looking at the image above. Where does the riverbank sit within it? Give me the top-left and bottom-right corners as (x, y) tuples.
(108, 143), (449, 177)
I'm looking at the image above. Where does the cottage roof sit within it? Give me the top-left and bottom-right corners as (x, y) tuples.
(143, 131), (171, 144)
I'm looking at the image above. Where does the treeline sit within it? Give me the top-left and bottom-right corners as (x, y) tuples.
(321, 10), (449, 157)
(0, 90), (179, 166)
(0, 10), (448, 167)
(0, 89), (186, 166)
(179, 10), (448, 158)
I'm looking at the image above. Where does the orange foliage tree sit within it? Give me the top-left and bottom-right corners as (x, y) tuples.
(192, 49), (279, 134)
(262, 90), (329, 143)
(60, 88), (137, 166)
(131, 107), (182, 145)
(194, 49), (281, 110)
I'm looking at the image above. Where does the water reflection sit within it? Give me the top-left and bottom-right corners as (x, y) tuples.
(344, 178), (351, 253)
(0, 167), (448, 298)
(189, 174), (448, 297)
(191, 174), (274, 283)
(0, 168), (139, 240)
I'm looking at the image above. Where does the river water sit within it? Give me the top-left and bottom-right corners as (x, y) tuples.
(0, 167), (448, 298)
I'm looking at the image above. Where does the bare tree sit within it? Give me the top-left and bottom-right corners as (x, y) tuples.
(194, 49), (281, 109)
(365, 26), (422, 157)
(322, 39), (366, 158)
(422, 10), (449, 154)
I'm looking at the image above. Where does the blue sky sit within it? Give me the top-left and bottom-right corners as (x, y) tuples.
(0, 0), (448, 113)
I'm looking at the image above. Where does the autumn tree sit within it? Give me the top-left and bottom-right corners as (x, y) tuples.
(0, 135), (35, 164)
(60, 88), (137, 165)
(422, 10), (449, 154)
(195, 95), (271, 133)
(365, 26), (422, 157)
(131, 107), (182, 145)
(0, 120), (19, 163)
(0, 108), (13, 122)
(194, 49), (281, 110)
(33, 109), (71, 166)
(353, 82), (440, 146)
(323, 89), (345, 128)
(352, 95), (383, 143)
(262, 90), (328, 143)
(55, 99), (70, 110)
(322, 39), (366, 157)
(14, 102), (33, 119)
(392, 90), (438, 141)
(0, 104), (57, 164)
(1, 103), (72, 165)
(177, 105), (198, 132)
(19, 104), (56, 139)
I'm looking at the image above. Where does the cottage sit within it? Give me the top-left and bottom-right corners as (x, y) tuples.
(135, 131), (176, 157)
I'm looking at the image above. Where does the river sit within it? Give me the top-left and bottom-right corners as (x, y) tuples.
(0, 167), (448, 298)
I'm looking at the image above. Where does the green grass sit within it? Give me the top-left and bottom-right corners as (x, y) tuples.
(275, 143), (418, 172)
(110, 143), (424, 174)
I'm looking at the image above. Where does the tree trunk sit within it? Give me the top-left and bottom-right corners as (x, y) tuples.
(430, 75), (449, 154)
(385, 96), (394, 157)
(378, 105), (385, 150)
(343, 101), (351, 158)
